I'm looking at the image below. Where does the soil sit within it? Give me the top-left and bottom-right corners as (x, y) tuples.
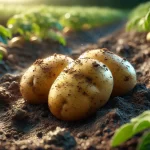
(0, 22), (150, 150)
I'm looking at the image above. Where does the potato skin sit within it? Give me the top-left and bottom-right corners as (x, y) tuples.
(48, 58), (113, 121)
(20, 54), (73, 104)
(79, 49), (137, 96)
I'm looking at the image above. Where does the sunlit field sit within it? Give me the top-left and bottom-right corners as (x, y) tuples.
(0, 4), (126, 28)
(0, 1), (150, 150)
(0, 4), (126, 44)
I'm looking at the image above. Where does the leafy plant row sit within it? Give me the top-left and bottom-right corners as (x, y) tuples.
(126, 1), (150, 32)
(0, 5), (125, 46)
(7, 9), (66, 45)
(7, 6), (126, 31)
(0, 5), (125, 29)
(111, 110), (150, 150)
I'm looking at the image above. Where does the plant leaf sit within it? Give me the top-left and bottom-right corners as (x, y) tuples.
(137, 131), (150, 150)
(111, 123), (134, 147)
(133, 119), (150, 135)
(0, 53), (3, 60)
(0, 25), (12, 44)
(145, 9), (150, 24)
(0, 35), (8, 44)
(131, 111), (150, 123)
(47, 30), (66, 45)
(0, 25), (12, 38)
(126, 2), (150, 32)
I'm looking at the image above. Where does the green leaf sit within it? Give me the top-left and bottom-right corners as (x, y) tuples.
(47, 30), (66, 45)
(111, 123), (134, 147)
(133, 119), (150, 134)
(137, 131), (150, 150)
(126, 2), (150, 32)
(111, 111), (150, 148)
(144, 10), (150, 31)
(0, 25), (12, 44)
(0, 35), (8, 44)
(131, 111), (150, 123)
(52, 22), (63, 31)
(0, 53), (3, 60)
(145, 9), (150, 24)
(126, 17), (141, 31)
(0, 25), (12, 38)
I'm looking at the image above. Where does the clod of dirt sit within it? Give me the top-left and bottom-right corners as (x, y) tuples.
(7, 54), (18, 64)
(116, 44), (135, 58)
(0, 86), (11, 103)
(0, 74), (21, 83)
(0, 74), (21, 104)
(44, 128), (76, 150)
(77, 132), (88, 139)
(12, 108), (28, 120)
(37, 132), (43, 138)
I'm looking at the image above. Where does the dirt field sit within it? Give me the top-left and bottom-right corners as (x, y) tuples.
(0, 23), (150, 150)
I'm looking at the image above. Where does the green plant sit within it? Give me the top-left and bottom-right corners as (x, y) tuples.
(111, 110), (150, 148)
(0, 25), (12, 44)
(7, 9), (66, 45)
(0, 4), (126, 30)
(0, 53), (3, 60)
(0, 5), (126, 45)
(60, 7), (126, 30)
(137, 131), (150, 150)
(126, 2), (150, 32)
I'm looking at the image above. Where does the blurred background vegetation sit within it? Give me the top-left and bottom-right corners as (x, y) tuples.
(0, 0), (149, 9)
(0, 0), (149, 45)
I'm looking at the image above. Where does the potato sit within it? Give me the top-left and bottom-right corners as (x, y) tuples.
(79, 48), (137, 96)
(9, 36), (25, 48)
(20, 54), (73, 104)
(48, 58), (113, 121)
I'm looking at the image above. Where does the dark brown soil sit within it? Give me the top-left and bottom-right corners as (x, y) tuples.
(0, 25), (150, 150)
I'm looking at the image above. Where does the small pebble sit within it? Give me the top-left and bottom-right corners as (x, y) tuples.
(77, 132), (88, 139)
(5, 133), (11, 138)
(12, 108), (28, 120)
(37, 132), (43, 138)
(13, 134), (19, 140)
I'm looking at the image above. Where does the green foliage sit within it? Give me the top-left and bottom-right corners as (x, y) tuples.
(7, 9), (65, 45)
(131, 111), (150, 123)
(0, 53), (3, 60)
(59, 7), (125, 30)
(0, 4), (126, 30)
(5, 5), (125, 45)
(126, 1), (150, 31)
(137, 131), (150, 150)
(111, 110), (150, 147)
(0, 25), (12, 44)
(0, 5), (125, 45)
(111, 123), (134, 147)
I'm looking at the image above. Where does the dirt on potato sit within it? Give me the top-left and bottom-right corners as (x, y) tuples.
(0, 24), (150, 150)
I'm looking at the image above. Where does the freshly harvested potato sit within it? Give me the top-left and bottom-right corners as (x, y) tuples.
(9, 36), (25, 48)
(79, 48), (137, 96)
(48, 58), (113, 121)
(20, 54), (73, 104)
